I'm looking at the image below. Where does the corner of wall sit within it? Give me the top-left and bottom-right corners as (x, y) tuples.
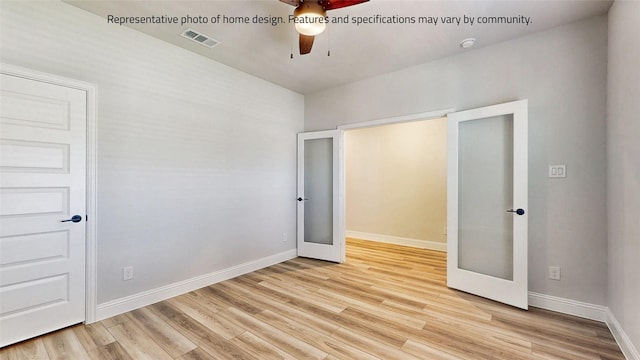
(606, 0), (640, 358)
(606, 309), (640, 360)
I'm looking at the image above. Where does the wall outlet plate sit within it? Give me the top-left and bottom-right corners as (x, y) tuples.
(548, 266), (561, 280)
(123, 266), (134, 281)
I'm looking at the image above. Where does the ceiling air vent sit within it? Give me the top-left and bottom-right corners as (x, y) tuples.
(180, 28), (220, 48)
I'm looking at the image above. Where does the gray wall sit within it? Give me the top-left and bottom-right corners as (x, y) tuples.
(306, 16), (609, 305)
(1, 1), (303, 304)
(607, 0), (640, 353)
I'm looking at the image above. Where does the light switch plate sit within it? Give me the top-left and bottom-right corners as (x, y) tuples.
(549, 164), (566, 178)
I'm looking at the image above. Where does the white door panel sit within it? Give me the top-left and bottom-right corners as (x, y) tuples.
(1, 231), (69, 265)
(447, 100), (528, 310)
(0, 73), (87, 347)
(297, 130), (344, 263)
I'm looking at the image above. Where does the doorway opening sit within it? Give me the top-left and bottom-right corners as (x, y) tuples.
(343, 117), (449, 261)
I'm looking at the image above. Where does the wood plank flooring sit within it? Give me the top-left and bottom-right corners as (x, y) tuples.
(1, 238), (625, 359)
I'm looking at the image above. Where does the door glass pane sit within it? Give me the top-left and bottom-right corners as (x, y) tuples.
(458, 115), (514, 280)
(304, 138), (333, 245)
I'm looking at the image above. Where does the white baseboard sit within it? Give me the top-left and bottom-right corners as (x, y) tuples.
(95, 249), (297, 322)
(529, 292), (639, 360)
(528, 292), (608, 321)
(346, 230), (446, 252)
(606, 309), (640, 360)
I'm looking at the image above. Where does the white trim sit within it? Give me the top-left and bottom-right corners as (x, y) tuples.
(337, 108), (455, 130)
(528, 292), (607, 322)
(606, 309), (640, 360)
(95, 249), (297, 321)
(338, 131), (346, 263)
(346, 231), (446, 252)
(0, 63), (98, 323)
(85, 85), (98, 324)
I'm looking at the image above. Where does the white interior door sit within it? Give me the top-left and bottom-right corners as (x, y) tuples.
(0, 73), (87, 346)
(297, 130), (344, 263)
(447, 100), (528, 309)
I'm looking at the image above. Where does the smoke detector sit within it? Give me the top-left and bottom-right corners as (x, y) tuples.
(459, 38), (476, 49)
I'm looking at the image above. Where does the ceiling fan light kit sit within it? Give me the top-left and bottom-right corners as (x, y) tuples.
(281, 0), (370, 55)
(293, 2), (328, 36)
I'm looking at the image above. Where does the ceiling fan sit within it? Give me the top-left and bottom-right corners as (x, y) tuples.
(280, 0), (369, 55)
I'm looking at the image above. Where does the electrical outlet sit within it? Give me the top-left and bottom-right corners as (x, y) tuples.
(548, 266), (561, 280)
(282, 233), (288, 242)
(123, 266), (134, 281)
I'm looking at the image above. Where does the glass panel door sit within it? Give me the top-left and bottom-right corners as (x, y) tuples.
(303, 138), (334, 245)
(447, 100), (528, 309)
(297, 130), (344, 263)
(458, 115), (514, 280)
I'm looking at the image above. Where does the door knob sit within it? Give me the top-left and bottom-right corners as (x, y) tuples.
(506, 209), (525, 216)
(61, 215), (83, 223)
(297, 197), (308, 202)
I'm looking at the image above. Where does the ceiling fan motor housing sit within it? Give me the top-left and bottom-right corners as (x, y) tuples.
(294, 1), (327, 16)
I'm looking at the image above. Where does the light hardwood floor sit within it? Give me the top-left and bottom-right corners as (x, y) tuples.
(1, 238), (625, 359)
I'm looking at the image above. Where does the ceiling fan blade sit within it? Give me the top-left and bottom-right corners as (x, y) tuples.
(321, 0), (369, 11)
(299, 34), (314, 55)
(279, 0), (300, 6)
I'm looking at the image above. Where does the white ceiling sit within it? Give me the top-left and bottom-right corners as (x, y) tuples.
(65, 0), (613, 94)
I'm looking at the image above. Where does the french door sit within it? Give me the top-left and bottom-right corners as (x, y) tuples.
(296, 130), (344, 263)
(446, 100), (529, 309)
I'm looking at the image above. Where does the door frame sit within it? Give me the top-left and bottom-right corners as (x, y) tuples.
(1, 63), (98, 323)
(335, 108), (456, 260)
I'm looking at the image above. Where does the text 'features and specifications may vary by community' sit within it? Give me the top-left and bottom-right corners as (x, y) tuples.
(105, 14), (532, 27)
(349, 14), (531, 26)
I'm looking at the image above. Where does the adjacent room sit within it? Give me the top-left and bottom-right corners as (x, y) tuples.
(344, 118), (448, 253)
(0, 0), (638, 359)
